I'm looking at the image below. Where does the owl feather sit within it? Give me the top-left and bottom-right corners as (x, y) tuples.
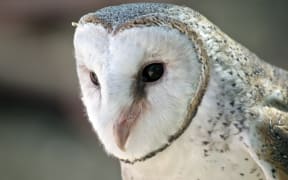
(73, 3), (288, 180)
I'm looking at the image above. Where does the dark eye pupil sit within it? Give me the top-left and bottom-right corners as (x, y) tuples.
(90, 72), (100, 86)
(142, 63), (164, 82)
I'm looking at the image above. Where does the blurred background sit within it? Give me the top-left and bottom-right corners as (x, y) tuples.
(0, 0), (287, 179)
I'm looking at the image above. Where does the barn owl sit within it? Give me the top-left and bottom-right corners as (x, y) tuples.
(73, 3), (288, 180)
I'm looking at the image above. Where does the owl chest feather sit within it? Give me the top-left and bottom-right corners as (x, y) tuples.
(121, 75), (266, 180)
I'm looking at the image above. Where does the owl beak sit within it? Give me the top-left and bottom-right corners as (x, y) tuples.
(113, 106), (141, 151)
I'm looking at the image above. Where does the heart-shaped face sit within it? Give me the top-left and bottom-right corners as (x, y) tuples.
(73, 4), (208, 163)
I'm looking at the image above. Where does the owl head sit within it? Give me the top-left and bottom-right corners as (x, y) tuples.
(73, 3), (209, 163)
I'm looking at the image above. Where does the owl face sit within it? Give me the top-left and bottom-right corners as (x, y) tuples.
(74, 23), (203, 161)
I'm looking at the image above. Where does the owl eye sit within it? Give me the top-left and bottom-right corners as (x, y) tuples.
(142, 63), (164, 82)
(90, 71), (100, 86)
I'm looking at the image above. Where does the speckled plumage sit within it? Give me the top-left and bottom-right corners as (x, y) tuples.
(74, 3), (288, 180)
